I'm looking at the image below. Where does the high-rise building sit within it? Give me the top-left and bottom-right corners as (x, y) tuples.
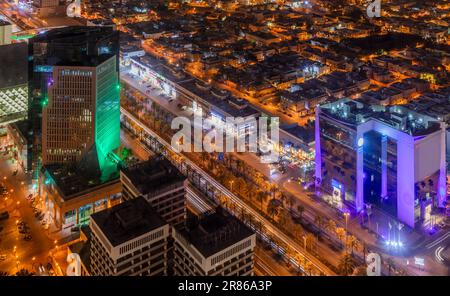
(120, 158), (187, 227)
(28, 26), (119, 178)
(42, 55), (120, 169)
(89, 197), (170, 276)
(172, 211), (256, 276)
(315, 98), (447, 227)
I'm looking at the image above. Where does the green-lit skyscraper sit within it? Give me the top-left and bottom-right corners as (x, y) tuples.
(29, 26), (120, 179)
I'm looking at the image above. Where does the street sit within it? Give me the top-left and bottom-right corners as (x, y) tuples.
(0, 150), (54, 275)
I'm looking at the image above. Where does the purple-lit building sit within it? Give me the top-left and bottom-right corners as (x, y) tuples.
(315, 98), (447, 228)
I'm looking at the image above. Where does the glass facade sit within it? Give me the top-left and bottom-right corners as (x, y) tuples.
(95, 56), (120, 172)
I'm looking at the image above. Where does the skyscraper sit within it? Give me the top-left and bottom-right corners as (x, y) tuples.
(28, 26), (120, 178)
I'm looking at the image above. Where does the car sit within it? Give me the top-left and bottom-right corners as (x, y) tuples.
(37, 214), (45, 221)
(34, 211), (42, 218)
(23, 235), (32, 241)
(19, 229), (29, 234)
(41, 219), (47, 225)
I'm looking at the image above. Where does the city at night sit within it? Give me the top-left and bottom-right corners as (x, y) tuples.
(0, 0), (449, 288)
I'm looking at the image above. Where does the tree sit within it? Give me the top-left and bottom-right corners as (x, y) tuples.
(255, 191), (268, 212)
(304, 233), (317, 252)
(15, 269), (34, 276)
(347, 235), (358, 255)
(293, 224), (304, 241)
(314, 215), (324, 237)
(327, 219), (337, 233)
(266, 199), (280, 220)
(304, 261), (314, 276)
(335, 227), (346, 243)
(338, 254), (355, 276)
(352, 265), (367, 276)
(0, 271), (8, 276)
(296, 205), (305, 220)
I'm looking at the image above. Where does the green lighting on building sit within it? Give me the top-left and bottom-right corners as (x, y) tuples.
(41, 97), (48, 107)
(95, 56), (120, 174)
(11, 34), (36, 40)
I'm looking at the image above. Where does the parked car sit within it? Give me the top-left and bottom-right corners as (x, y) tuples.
(23, 235), (32, 241)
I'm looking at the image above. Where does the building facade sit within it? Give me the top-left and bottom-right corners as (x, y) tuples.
(120, 158), (187, 227)
(42, 55), (120, 168)
(28, 26), (119, 178)
(89, 197), (170, 276)
(315, 98), (447, 227)
(173, 212), (256, 276)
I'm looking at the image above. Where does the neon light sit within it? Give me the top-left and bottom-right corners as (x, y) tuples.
(11, 34), (35, 40)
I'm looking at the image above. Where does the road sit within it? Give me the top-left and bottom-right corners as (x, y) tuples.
(255, 246), (296, 276)
(120, 70), (450, 275)
(120, 106), (336, 275)
(0, 151), (53, 275)
(121, 127), (295, 276)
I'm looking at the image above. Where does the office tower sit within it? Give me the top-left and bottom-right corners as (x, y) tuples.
(28, 26), (119, 178)
(89, 197), (170, 276)
(120, 157), (187, 227)
(0, 20), (12, 46)
(315, 98), (447, 227)
(172, 211), (256, 276)
(42, 55), (120, 168)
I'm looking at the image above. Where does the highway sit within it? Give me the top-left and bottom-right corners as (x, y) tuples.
(120, 106), (336, 275)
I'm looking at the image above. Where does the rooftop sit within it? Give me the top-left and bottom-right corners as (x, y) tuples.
(42, 157), (120, 200)
(177, 210), (254, 258)
(319, 98), (443, 137)
(90, 197), (166, 247)
(120, 157), (186, 196)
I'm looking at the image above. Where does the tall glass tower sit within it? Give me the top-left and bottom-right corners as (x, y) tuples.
(28, 26), (119, 179)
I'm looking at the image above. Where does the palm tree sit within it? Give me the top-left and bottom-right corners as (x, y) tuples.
(15, 269), (34, 276)
(335, 227), (346, 243)
(304, 262), (314, 276)
(352, 265), (367, 276)
(304, 233), (317, 252)
(296, 205), (305, 220)
(266, 199), (280, 220)
(293, 224), (304, 241)
(255, 191), (268, 212)
(327, 219), (337, 233)
(347, 235), (358, 255)
(338, 254), (355, 276)
(314, 215), (324, 237)
(269, 184), (278, 199)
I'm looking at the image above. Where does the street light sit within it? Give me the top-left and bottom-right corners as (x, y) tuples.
(344, 212), (350, 253)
